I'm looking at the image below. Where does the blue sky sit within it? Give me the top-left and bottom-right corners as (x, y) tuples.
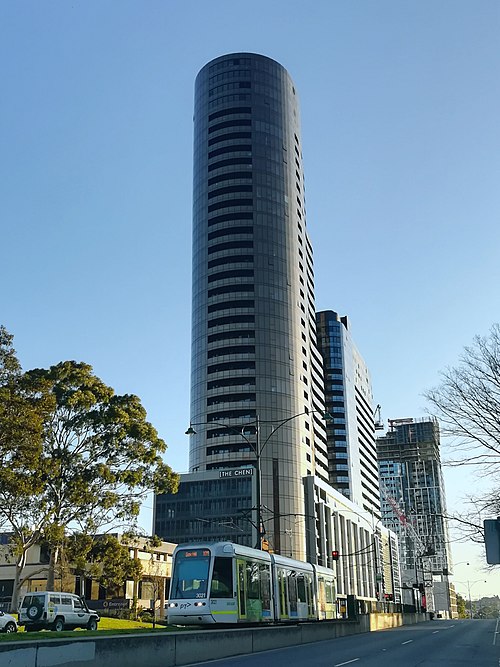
(1, 1), (499, 596)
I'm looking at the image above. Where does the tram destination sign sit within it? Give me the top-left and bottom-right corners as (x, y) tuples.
(219, 468), (254, 478)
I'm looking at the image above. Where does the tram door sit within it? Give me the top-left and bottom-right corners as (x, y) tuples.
(236, 559), (271, 622)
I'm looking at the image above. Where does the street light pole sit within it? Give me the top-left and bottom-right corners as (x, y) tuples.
(186, 410), (332, 552)
(186, 416), (263, 548)
(251, 414), (262, 549)
(468, 581), (473, 619)
(454, 579), (486, 619)
(230, 415), (262, 549)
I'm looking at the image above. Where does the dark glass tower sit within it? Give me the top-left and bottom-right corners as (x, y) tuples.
(189, 53), (329, 559)
(316, 310), (381, 518)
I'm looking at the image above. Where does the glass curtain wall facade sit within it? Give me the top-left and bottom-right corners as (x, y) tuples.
(316, 311), (381, 519)
(154, 471), (254, 546)
(190, 53), (329, 559)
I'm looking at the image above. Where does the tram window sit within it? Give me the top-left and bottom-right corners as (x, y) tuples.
(210, 557), (233, 598)
(259, 564), (271, 612)
(325, 579), (333, 603)
(238, 561), (246, 616)
(247, 562), (260, 599)
(318, 576), (326, 612)
(297, 573), (306, 602)
(288, 572), (298, 613)
(170, 549), (210, 599)
(278, 569), (288, 616)
(305, 573), (314, 615)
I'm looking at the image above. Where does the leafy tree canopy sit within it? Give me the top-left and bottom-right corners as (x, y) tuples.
(0, 326), (21, 381)
(66, 533), (143, 593)
(0, 327), (50, 477)
(0, 326), (179, 595)
(25, 359), (179, 537)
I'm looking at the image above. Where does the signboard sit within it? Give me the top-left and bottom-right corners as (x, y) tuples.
(484, 518), (500, 564)
(219, 469), (254, 478)
(182, 550), (210, 558)
(88, 598), (131, 612)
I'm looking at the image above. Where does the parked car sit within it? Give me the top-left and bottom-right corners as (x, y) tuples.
(0, 610), (17, 633)
(18, 592), (99, 632)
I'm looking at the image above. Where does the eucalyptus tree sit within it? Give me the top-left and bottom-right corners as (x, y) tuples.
(0, 326), (179, 604)
(25, 360), (179, 589)
(0, 326), (51, 608)
(66, 533), (143, 599)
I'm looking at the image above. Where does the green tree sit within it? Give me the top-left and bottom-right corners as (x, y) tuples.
(0, 326), (20, 381)
(142, 534), (166, 627)
(0, 326), (49, 470)
(66, 533), (143, 599)
(475, 596), (500, 619)
(24, 360), (179, 589)
(456, 592), (467, 618)
(0, 327), (52, 609)
(0, 329), (178, 604)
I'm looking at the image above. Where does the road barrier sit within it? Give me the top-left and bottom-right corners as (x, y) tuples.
(0, 613), (428, 667)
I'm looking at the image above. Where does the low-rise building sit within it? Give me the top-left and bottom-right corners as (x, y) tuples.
(0, 533), (176, 616)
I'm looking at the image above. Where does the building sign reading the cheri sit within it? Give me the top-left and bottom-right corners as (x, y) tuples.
(219, 469), (254, 478)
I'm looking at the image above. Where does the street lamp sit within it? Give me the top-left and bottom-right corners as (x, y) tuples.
(467, 580), (486, 619)
(455, 579), (486, 619)
(186, 410), (333, 550)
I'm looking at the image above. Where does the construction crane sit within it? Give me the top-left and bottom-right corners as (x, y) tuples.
(374, 404), (384, 430)
(379, 478), (426, 554)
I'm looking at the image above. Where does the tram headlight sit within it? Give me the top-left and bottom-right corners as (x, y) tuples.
(194, 602), (206, 607)
(168, 603), (178, 608)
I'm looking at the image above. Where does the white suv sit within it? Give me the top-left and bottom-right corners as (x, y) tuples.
(19, 592), (100, 632)
(0, 610), (18, 633)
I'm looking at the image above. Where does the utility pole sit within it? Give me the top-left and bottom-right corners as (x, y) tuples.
(253, 415), (262, 550)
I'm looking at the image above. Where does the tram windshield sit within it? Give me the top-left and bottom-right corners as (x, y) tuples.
(170, 548), (211, 599)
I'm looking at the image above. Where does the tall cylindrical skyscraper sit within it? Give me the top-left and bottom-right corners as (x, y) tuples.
(190, 53), (328, 559)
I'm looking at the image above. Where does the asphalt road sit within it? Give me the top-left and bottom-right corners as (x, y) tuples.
(186, 619), (500, 667)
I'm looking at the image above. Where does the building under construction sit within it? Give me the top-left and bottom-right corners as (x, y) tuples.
(376, 418), (453, 616)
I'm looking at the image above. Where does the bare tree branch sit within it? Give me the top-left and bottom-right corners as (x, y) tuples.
(425, 325), (500, 548)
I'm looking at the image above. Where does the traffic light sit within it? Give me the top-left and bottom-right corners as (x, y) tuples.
(331, 550), (340, 561)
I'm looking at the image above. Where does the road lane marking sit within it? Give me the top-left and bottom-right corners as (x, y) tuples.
(493, 618), (499, 646)
(433, 630), (439, 634)
(402, 640), (413, 645)
(334, 660), (360, 666)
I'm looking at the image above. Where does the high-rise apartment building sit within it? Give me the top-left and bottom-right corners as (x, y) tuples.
(183, 53), (329, 559)
(316, 311), (381, 519)
(154, 54), (402, 607)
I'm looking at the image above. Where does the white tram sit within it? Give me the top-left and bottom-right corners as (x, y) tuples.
(167, 542), (337, 625)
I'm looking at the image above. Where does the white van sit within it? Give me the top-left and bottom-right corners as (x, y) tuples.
(19, 592), (100, 632)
